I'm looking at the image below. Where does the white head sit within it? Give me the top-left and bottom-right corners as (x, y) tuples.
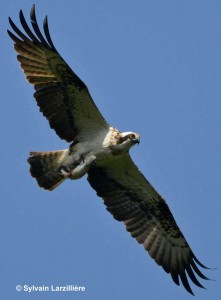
(113, 131), (140, 154)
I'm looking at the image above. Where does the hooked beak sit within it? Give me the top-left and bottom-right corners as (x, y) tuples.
(132, 137), (140, 145)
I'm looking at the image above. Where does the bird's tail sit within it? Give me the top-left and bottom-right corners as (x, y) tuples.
(27, 150), (69, 191)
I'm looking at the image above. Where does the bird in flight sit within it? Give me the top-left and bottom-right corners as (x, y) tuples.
(8, 5), (210, 295)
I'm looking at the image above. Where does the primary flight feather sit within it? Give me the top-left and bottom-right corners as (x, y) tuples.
(8, 5), (210, 295)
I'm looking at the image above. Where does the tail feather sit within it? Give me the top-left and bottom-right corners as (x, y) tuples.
(27, 150), (69, 191)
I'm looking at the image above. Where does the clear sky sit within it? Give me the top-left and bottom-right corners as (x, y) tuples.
(1, 1), (221, 299)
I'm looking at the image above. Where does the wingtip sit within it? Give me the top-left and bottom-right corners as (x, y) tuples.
(192, 253), (210, 270)
(180, 270), (195, 296)
(19, 9), (23, 18)
(31, 4), (36, 12)
(7, 29), (13, 39)
(43, 14), (57, 52)
(19, 9), (25, 23)
(30, 4), (36, 22)
(8, 16), (13, 26)
(43, 15), (48, 29)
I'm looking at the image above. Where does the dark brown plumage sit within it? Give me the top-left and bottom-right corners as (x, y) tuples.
(8, 5), (108, 142)
(88, 155), (210, 295)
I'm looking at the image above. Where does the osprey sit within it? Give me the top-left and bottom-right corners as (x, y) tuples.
(8, 5), (210, 295)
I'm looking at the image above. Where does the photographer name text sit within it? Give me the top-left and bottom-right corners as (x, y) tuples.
(16, 284), (86, 293)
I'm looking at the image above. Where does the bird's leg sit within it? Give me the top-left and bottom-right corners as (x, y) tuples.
(58, 165), (70, 177)
(59, 155), (83, 176)
(69, 155), (96, 179)
(59, 155), (96, 179)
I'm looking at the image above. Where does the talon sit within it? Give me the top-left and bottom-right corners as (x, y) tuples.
(58, 166), (70, 177)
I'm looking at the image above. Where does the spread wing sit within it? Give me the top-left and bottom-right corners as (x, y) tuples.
(8, 5), (109, 142)
(87, 155), (209, 295)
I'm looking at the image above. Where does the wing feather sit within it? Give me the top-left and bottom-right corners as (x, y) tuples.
(8, 5), (109, 142)
(87, 155), (210, 294)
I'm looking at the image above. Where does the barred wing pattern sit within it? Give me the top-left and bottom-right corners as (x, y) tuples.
(8, 5), (109, 142)
(88, 155), (209, 295)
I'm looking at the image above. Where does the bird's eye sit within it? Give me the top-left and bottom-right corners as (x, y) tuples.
(129, 134), (136, 139)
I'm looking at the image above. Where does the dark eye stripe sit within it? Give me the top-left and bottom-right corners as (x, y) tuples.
(129, 134), (135, 139)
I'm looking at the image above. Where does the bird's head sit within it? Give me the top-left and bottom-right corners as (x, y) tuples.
(113, 131), (140, 154)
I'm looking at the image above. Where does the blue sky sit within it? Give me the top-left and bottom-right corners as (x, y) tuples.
(1, 0), (221, 299)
